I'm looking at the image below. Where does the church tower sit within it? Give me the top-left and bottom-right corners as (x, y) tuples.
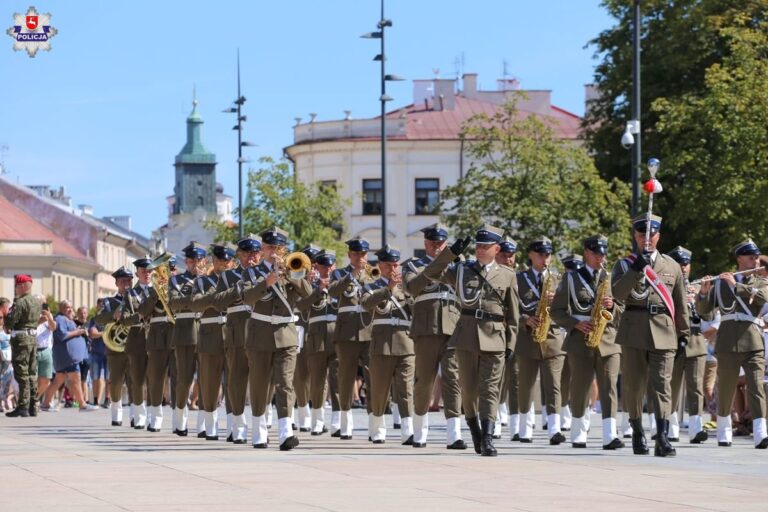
(174, 91), (217, 214)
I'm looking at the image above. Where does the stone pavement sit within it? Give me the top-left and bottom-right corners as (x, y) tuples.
(1, 407), (766, 512)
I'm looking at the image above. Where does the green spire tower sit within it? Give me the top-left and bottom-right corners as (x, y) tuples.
(174, 88), (217, 214)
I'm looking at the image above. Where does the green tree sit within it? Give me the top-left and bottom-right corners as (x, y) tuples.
(207, 156), (349, 254)
(652, 20), (768, 272)
(441, 96), (632, 263)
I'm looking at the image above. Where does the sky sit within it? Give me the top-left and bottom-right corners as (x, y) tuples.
(0, 1), (614, 237)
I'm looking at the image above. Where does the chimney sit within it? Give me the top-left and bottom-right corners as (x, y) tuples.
(412, 79), (433, 109)
(433, 79), (456, 111)
(78, 204), (94, 216)
(462, 73), (478, 96)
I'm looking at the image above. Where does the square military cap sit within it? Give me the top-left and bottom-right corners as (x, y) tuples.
(236, 234), (262, 252)
(182, 241), (208, 259)
(583, 234), (608, 255)
(260, 227), (289, 246)
(315, 249), (337, 266)
(733, 238), (761, 256)
(499, 237), (518, 254)
(301, 244), (322, 262)
(527, 236), (554, 254)
(133, 256), (153, 269)
(211, 244), (236, 261)
(345, 236), (370, 252)
(421, 223), (448, 241)
(560, 253), (584, 271)
(633, 214), (662, 234)
(375, 244), (401, 262)
(111, 266), (134, 279)
(667, 245), (692, 264)
(475, 224), (504, 244)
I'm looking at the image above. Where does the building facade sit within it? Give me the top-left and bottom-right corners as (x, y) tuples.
(284, 73), (584, 258)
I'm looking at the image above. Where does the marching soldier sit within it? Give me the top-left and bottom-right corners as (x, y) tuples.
(328, 236), (376, 440)
(5, 274), (42, 418)
(665, 246), (709, 444)
(361, 246), (415, 444)
(237, 227), (311, 450)
(403, 223), (465, 449)
(293, 244), (321, 432)
(612, 214), (689, 457)
(422, 225), (519, 456)
(494, 237), (518, 440)
(295, 249), (341, 436)
(516, 236), (567, 445)
(550, 235), (624, 450)
(559, 253), (585, 432)
(94, 267), (134, 426)
(696, 239), (768, 449)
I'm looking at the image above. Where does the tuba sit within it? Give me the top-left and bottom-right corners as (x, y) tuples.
(585, 268), (613, 348)
(150, 252), (176, 324)
(532, 268), (554, 344)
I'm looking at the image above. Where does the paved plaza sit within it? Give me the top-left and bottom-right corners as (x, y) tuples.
(1, 407), (766, 512)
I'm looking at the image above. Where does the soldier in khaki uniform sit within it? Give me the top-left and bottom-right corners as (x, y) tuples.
(328, 237), (375, 439)
(235, 227), (311, 450)
(696, 239), (768, 449)
(403, 224), (465, 449)
(5, 274), (42, 418)
(494, 238), (518, 440)
(516, 237), (567, 445)
(551, 235), (624, 450)
(94, 267), (134, 426)
(214, 235), (261, 443)
(361, 246), (415, 444)
(295, 249), (341, 436)
(423, 225), (519, 456)
(612, 215), (690, 457)
(665, 246), (709, 444)
(293, 244), (321, 432)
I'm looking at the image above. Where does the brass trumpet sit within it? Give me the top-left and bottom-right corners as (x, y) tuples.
(284, 252), (312, 279)
(364, 263), (381, 280)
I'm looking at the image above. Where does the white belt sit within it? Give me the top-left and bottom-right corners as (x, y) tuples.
(415, 291), (457, 303)
(200, 316), (226, 325)
(338, 305), (363, 314)
(308, 314), (337, 325)
(150, 316), (169, 324)
(250, 312), (298, 325)
(10, 329), (36, 336)
(175, 312), (200, 320)
(227, 304), (252, 314)
(572, 315), (591, 322)
(721, 313), (765, 327)
(371, 318), (411, 328)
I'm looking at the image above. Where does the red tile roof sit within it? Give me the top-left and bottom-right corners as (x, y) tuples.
(0, 194), (91, 261)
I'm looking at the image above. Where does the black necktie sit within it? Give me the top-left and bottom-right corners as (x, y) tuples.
(536, 272), (542, 290)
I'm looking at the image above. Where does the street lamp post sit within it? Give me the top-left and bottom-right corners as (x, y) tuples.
(362, 0), (403, 248)
(631, 0), (642, 218)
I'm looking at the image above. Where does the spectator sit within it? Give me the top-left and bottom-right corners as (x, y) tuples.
(0, 298), (16, 411)
(41, 300), (97, 411)
(87, 300), (108, 408)
(74, 306), (91, 403)
(35, 296), (56, 406)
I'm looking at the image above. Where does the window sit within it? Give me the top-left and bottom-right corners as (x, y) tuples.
(415, 178), (440, 215)
(362, 179), (382, 215)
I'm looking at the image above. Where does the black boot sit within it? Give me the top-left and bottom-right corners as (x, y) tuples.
(629, 418), (649, 455)
(466, 416), (482, 454)
(480, 419), (498, 457)
(654, 419), (676, 457)
(5, 406), (30, 418)
(29, 398), (39, 417)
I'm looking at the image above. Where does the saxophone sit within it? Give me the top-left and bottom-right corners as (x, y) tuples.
(532, 268), (554, 344)
(585, 269), (614, 348)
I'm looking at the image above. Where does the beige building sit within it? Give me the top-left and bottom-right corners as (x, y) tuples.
(284, 73), (585, 258)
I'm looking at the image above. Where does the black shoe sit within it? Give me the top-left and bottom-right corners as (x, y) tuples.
(252, 443), (268, 449)
(623, 434), (632, 439)
(629, 418), (649, 455)
(447, 440), (467, 450)
(690, 431), (708, 444)
(402, 435), (414, 446)
(393, 423), (401, 430)
(561, 427), (570, 432)
(233, 439), (246, 445)
(480, 419), (498, 457)
(226, 433), (234, 442)
(651, 434), (658, 441)
(512, 434), (520, 441)
(138, 424), (148, 430)
(299, 427), (311, 432)
(603, 438), (625, 450)
(147, 427), (160, 433)
(28, 400), (38, 417)
(756, 437), (768, 449)
(372, 439), (385, 444)
(112, 421), (122, 427)
(206, 435), (219, 441)
(572, 442), (587, 448)
(197, 431), (207, 439)
(331, 430), (341, 438)
(311, 427), (329, 436)
(131, 419), (136, 428)
(519, 438), (533, 443)
(340, 435), (352, 440)
(542, 423), (548, 430)
(718, 441), (732, 447)
(668, 437), (679, 442)
(467, 417), (482, 454)
(549, 432), (566, 445)
(413, 442), (426, 448)
(175, 429), (188, 437)
(654, 419), (676, 457)
(5, 407), (30, 418)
